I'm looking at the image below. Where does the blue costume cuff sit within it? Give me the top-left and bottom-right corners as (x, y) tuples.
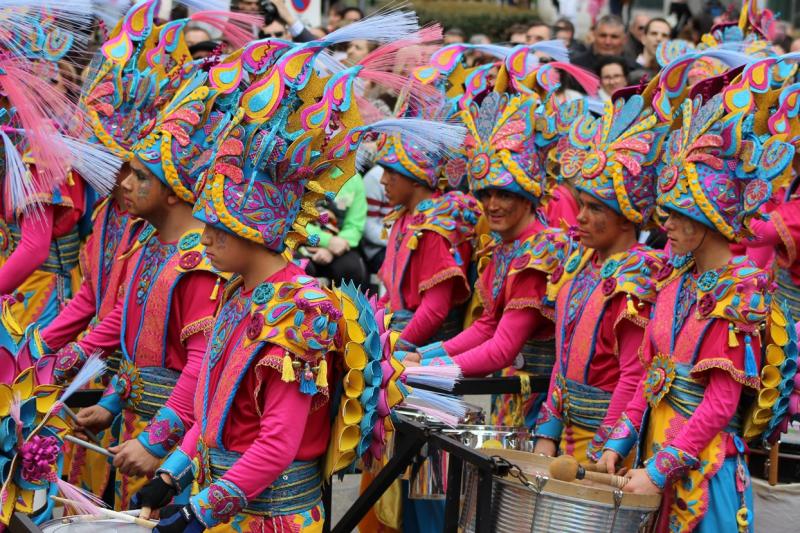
(137, 406), (185, 458)
(602, 413), (638, 458)
(420, 353), (455, 367)
(586, 424), (612, 462)
(394, 338), (416, 353)
(644, 446), (700, 489)
(532, 403), (563, 441)
(190, 479), (247, 528)
(158, 448), (195, 492)
(53, 342), (87, 384)
(417, 341), (448, 361)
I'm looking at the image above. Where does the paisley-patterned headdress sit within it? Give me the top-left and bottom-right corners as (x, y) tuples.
(560, 95), (669, 225)
(81, 0), (261, 160)
(657, 92), (794, 241)
(458, 91), (544, 202)
(194, 13), (467, 252)
(375, 134), (444, 190)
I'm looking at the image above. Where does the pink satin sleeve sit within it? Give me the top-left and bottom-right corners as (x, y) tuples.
(0, 205), (54, 295)
(179, 423), (201, 459)
(543, 185), (579, 227)
(220, 369), (313, 500)
(668, 369), (743, 457)
(601, 316), (647, 428)
(72, 300), (124, 355)
(745, 215), (781, 248)
(453, 308), (542, 377)
(40, 281), (96, 351)
(443, 311), (496, 355)
(400, 278), (456, 346)
(164, 330), (207, 429)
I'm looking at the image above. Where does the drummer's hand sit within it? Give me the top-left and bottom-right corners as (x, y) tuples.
(622, 468), (662, 495)
(109, 439), (161, 478)
(403, 352), (421, 363)
(134, 474), (177, 519)
(75, 405), (114, 434)
(533, 438), (557, 457)
(597, 450), (622, 474)
(153, 505), (203, 533)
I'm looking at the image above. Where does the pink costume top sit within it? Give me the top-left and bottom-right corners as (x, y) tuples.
(534, 245), (665, 460)
(158, 264), (337, 528)
(0, 172), (85, 327)
(419, 218), (576, 378)
(543, 184), (579, 228)
(54, 226), (222, 460)
(40, 198), (137, 352)
(602, 255), (770, 532)
(379, 191), (480, 347)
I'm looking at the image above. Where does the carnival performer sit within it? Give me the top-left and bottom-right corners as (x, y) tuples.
(404, 90), (577, 428)
(0, 18), (90, 332)
(376, 133), (481, 349)
(48, 75), (228, 512)
(130, 16), (463, 532)
(596, 84), (794, 532)
(532, 95), (668, 462)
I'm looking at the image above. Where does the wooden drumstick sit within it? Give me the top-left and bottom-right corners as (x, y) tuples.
(51, 496), (157, 529)
(549, 455), (629, 490)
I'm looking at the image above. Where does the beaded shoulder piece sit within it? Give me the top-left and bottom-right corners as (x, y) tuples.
(506, 227), (577, 278)
(547, 246), (665, 306)
(386, 191), (482, 261)
(241, 275), (341, 377)
(656, 254), (770, 330)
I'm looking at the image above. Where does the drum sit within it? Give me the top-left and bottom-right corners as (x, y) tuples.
(460, 449), (660, 533)
(408, 425), (533, 500)
(41, 516), (150, 532)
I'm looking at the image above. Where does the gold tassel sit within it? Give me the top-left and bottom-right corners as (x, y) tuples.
(381, 227), (388, 240)
(316, 359), (328, 388)
(407, 233), (419, 250)
(281, 353), (295, 383)
(210, 279), (220, 301)
(728, 325), (740, 348)
(626, 295), (637, 316)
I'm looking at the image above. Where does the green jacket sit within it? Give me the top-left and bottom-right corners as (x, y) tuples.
(306, 173), (366, 249)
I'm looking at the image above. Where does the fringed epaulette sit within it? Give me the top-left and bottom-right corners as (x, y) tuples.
(507, 227), (578, 277)
(658, 254), (770, 331)
(244, 275), (341, 396)
(598, 247), (665, 305)
(403, 191), (482, 263)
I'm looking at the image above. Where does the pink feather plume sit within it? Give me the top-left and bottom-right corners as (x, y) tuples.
(548, 61), (600, 96)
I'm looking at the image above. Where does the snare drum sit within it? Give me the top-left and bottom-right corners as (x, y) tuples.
(460, 449), (660, 533)
(409, 425), (533, 500)
(41, 516), (150, 532)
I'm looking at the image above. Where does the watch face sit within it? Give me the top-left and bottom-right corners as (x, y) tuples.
(513, 353), (524, 370)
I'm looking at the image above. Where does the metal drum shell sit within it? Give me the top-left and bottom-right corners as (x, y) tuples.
(409, 426), (533, 500)
(460, 449), (660, 533)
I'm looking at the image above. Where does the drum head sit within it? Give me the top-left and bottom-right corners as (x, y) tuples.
(41, 516), (151, 532)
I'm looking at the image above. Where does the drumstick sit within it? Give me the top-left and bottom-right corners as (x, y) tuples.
(65, 435), (116, 459)
(51, 496), (157, 529)
(61, 405), (104, 446)
(549, 455), (629, 490)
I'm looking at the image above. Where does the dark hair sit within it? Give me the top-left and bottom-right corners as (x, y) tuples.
(595, 14), (625, 29)
(341, 6), (364, 19)
(527, 18), (549, 30)
(553, 18), (575, 34)
(644, 17), (671, 34)
(444, 27), (466, 38)
(506, 23), (529, 39)
(595, 55), (629, 77)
